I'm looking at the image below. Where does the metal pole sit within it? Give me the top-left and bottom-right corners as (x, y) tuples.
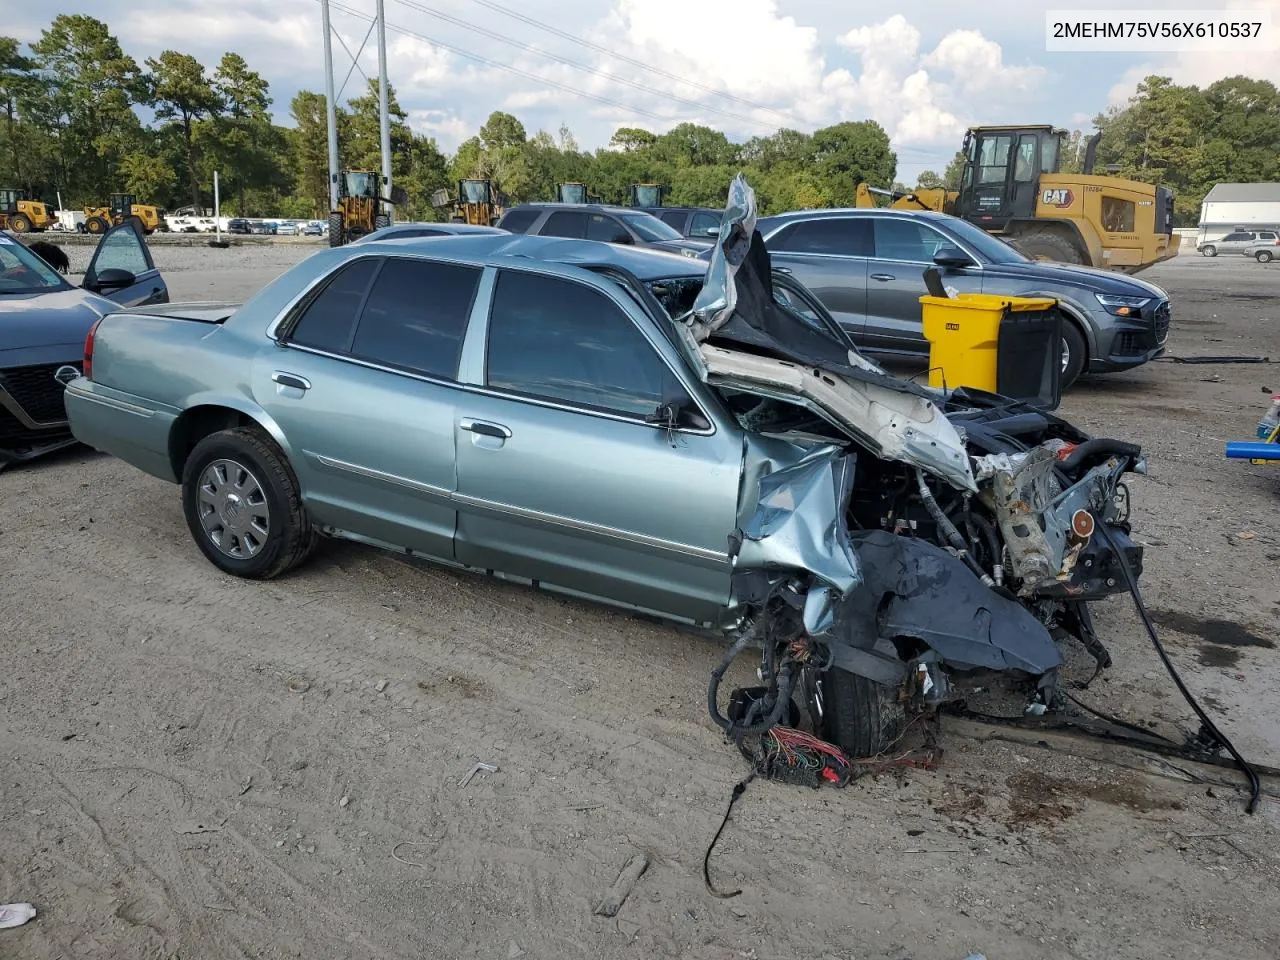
(376, 0), (393, 223)
(321, 0), (340, 211)
(213, 171), (221, 241)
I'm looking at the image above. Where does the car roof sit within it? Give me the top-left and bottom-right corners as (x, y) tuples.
(356, 233), (706, 280)
(638, 206), (721, 215)
(758, 208), (955, 226)
(505, 203), (655, 217)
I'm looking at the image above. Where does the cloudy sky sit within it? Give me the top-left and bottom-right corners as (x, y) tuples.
(8, 0), (1280, 181)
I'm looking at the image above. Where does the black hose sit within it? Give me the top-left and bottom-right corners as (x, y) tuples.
(730, 663), (799, 738)
(916, 470), (994, 585)
(1058, 438), (1143, 473)
(708, 628), (757, 732)
(1094, 523), (1262, 812)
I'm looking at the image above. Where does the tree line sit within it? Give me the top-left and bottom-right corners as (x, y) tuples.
(2, 15), (1276, 224)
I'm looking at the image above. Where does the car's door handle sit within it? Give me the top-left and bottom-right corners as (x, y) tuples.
(459, 418), (512, 439)
(870, 273), (896, 282)
(272, 371), (311, 391)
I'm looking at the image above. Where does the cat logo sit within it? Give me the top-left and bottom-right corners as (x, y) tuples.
(1042, 188), (1074, 207)
(946, 322), (961, 331)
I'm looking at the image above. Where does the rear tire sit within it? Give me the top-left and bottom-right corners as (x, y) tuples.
(1011, 230), (1086, 265)
(1257, 250), (1274, 263)
(181, 427), (318, 579)
(374, 213), (391, 231)
(1201, 244), (1217, 257)
(1060, 320), (1087, 390)
(9, 212), (32, 233)
(328, 212), (344, 247)
(820, 667), (906, 759)
(85, 216), (109, 235)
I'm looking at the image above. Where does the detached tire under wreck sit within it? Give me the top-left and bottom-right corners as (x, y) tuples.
(692, 175), (1145, 760)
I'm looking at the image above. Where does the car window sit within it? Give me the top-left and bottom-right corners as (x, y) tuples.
(349, 258), (481, 379)
(977, 135), (1013, 184)
(659, 211), (686, 229)
(497, 208), (540, 234)
(690, 212), (721, 236)
(0, 234), (67, 293)
(771, 218), (872, 256)
(586, 214), (630, 243)
(873, 218), (952, 261)
(287, 258), (379, 352)
(619, 214), (683, 242)
(391, 228), (444, 239)
(1223, 232), (1250, 241)
(486, 269), (689, 419)
(89, 223), (153, 277)
(1259, 232), (1277, 240)
(541, 211), (587, 238)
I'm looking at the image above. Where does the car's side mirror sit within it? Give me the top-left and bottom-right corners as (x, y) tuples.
(702, 226), (719, 237)
(933, 245), (973, 268)
(90, 267), (136, 290)
(647, 401), (710, 431)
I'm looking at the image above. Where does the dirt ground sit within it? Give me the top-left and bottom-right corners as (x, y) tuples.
(2, 242), (1279, 959)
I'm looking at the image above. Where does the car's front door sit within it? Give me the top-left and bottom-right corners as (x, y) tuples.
(764, 217), (871, 342)
(452, 266), (741, 623)
(862, 216), (983, 353)
(260, 254), (480, 559)
(81, 220), (168, 305)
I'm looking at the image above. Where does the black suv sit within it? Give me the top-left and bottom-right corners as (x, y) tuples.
(227, 218), (251, 235)
(496, 204), (711, 257)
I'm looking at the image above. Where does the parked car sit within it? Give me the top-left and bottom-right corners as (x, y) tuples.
(276, 222), (298, 236)
(1, 222), (168, 468)
(1243, 237), (1279, 262)
(496, 203), (711, 257)
(352, 222), (508, 244)
(301, 222), (324, 237)
(64, 209), (1146, 757)
(249, 221), (276, 236)
(754, 208), (1172, 388)
(1198, 228), (1278, 257)
(636, 206), (724, 240)
(227, 218), (251, 235)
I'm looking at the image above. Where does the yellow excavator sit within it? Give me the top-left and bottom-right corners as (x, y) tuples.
(430, 179), (502, 226)
(856, 125), (1177, 273)
(83, 194), (163, 235)
(0, 188), (55, 232)
(328, 171), (408, 247)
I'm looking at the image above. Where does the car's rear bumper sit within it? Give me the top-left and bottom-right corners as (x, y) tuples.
(64, 379), (179, 482)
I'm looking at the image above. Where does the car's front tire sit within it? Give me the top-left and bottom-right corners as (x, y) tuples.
(820, 667), (906, 759)
(1257, 250), (1274, 263)
(1060, 321), (1087, 390)
(181, 427), (317, 579)
(1201, 245), (1217, 257)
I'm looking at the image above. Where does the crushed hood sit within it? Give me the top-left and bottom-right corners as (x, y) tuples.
(680, 174), (976, 493)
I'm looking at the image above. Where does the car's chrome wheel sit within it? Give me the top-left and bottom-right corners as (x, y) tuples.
(196, 458), (270, 558)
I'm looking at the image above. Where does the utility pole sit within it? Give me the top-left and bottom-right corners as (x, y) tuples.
(376, 0), (393, 223)
(320, 0), (340, 211)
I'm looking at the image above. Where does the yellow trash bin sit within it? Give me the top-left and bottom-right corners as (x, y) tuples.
(919, 293), (1058, 393)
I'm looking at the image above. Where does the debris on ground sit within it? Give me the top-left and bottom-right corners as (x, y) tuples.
(593, 853), (649, 917)
(459, 761), (498, 789)
(0, 903), (36, 929)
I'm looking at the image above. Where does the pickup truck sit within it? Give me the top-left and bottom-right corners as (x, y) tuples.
(63, 195), (1148, 758)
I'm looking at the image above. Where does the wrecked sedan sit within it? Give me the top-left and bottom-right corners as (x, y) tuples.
(1, 221), (168, 469)
(65, 188), (1145, 755)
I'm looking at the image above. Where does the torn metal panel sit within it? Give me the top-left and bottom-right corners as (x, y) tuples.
(702, 344), (977, 493)
(838, 530), (1064, 677)
(734, 444), (862, 601)
(690, 173), (756, 339)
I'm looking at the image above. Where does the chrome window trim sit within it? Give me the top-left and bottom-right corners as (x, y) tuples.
(313, 452), (727, 563)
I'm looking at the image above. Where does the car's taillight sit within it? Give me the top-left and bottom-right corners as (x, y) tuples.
(83, 316), (104, 380)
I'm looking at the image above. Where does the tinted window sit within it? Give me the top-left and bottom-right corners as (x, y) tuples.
(1223, 232), (1250, 241)
(690, 212), (721, 236)
(390, 228), (444, 239)
(541, 211), (587, 238)
(349, 258), (481, 379)
(288, 258), (379, 352)
(659, 211), (686, 229)
(586, 214), (631, 243)
(771, 218), (871, 256)
(1259, 232), (1277, 240)
(874, 219), (955, 261)
(498, 208), (540, 234)
(486, 270), (687, 419)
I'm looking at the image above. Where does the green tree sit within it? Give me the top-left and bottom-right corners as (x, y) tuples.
(810, 120), (896, 203)
(478, 111), (526, 151)
(29, 15), (148, 203)
(608, 127), (656, 152)
(289, 89), (342, 216)
(652, 122), (738, 167)
(915, 170), (944, 189)
(120, 149), (176, 199)
(942, 150), (966, 189)
(740, 128), (812, 172)
(147, 50), (223, 208)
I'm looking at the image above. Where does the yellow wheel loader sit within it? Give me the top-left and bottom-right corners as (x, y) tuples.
(855, 125), (1178, 273)
(555, 182), (589, 204)
(430, 179), (502, 227)
(328, 171), (409, 247)
(83, 194), (162, 235)
(0, 188), (55, 233)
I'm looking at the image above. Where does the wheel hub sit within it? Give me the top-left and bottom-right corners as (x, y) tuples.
(196, 458), (270, 559)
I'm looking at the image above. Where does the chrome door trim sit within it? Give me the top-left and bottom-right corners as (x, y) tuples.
(312, 452), (453, 499)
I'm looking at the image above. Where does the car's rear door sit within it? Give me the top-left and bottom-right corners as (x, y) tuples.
(260, 254), (479, 559)
(81, 219), (168, 305)
(451, 266), (740, 623)
(763, 217), (870, 341)
(862, 215), (982, 353)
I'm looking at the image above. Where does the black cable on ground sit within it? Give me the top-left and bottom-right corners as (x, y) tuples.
(1063, 690), (1180, 745)
(1095, 523), (1262, 813)
(703, 774), (754, 898)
